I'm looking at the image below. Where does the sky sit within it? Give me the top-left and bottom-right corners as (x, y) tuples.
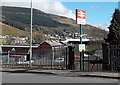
(62, 2), (118, 31)
(1, 0), (119, 30)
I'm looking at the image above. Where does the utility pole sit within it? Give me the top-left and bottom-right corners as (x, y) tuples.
(29, 0), (33, 67)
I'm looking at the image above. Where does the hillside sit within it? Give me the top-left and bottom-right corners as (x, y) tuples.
(1, 6), (108, 43)
(1, 22), (47, 44)
(1, 22), (29, 37)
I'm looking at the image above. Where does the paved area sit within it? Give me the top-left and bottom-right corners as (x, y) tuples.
(0, 68), (120, 79)
(2, 72), (119, 83)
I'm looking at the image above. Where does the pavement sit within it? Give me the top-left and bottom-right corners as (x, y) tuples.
(0, 67), (120, 79)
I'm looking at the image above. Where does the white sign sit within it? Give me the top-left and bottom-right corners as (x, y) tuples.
(79, 44), (85, 52)
(76, 9), (86, 25)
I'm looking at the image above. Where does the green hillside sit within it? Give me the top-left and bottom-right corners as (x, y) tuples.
(1, 22), (29, 37)
(2, 6), (70, 30)
(1, 22), (47, 44)
(1, 6), (108, 43)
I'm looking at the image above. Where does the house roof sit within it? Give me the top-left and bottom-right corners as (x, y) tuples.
(0, 40), (63, 48)
(43, 40), (63, 47)
(0, 45), (38, 48)
(61, 38), (89, 43)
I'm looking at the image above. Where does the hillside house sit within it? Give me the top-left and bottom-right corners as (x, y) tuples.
(34, 40), (63, 59)
(1, 40), (63, 59)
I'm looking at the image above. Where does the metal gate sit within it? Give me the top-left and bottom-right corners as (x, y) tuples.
(74, 50), (103, 71)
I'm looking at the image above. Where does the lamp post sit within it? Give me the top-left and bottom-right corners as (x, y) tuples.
(29, 0), (33, 67)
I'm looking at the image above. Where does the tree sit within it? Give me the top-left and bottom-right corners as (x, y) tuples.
(105, 9), (120, 45)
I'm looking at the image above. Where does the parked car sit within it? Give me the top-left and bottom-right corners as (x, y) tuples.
(17, 60), (34, 64)
(54, 58), (64, 63)
(84, 53), (89, 57)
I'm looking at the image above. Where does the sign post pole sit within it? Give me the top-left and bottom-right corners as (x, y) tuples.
(76, 9), (86, 71)
(80, 24), (83, 71)
(80, 24), (82, 44)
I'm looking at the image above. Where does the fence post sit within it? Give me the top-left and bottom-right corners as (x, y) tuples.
(52, 47), (55, 68)
(66, 47), (68, 69)
(68, 45), (75, 70)
(102, 43), (110, 71)
(8, 50), (10, 65)
(118, 45), (120, 71)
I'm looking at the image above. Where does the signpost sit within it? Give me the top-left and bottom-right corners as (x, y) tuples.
(79, 44), (85, 52)
(76, 9), (86, 25)
(76, 9), (86, 71)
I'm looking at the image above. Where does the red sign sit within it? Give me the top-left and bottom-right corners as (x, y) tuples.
(74, 56), (80, 58)
(76, 9), (86, 24)
(10, 55), (24, 58)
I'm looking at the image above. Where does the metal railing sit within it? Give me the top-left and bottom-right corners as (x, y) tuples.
(102, 43), (120, 71)
(1, 46), (104, 71)
(109, 45), (120, 71)
(1, 48), (68, 69)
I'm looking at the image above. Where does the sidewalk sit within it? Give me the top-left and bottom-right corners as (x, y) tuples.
(0, 68), (120, 79)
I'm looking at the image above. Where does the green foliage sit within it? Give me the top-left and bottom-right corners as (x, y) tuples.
(105, 9), (120, 45)
(2, 6), (31, 14)
(2, 6), (70, 31)
(1, 23), (29, 37)
(33, 33), (48, 44)
(0, 40), (6, 44)
(86, 45), (101, 52)
(3, 17), (26, 30)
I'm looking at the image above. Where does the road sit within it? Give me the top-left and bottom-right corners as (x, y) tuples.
(1, 72), (119, 83)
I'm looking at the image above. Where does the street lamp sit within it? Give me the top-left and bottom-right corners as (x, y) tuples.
(29, 0), (33, 67)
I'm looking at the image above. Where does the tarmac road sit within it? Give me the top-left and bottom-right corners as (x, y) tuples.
(1, 72), (119, 83)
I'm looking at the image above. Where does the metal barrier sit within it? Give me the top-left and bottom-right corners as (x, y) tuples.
(1, 47), (68, 69)
(1, 46), (103, 71)
(1, 52), (29, 68)
(102, 43), (120, 71)
(109, 45), (120, 71)
(32, 48), (67, 69)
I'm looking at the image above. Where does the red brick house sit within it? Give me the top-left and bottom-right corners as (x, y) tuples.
(1, 40), (63, 59)
(34, 40), (63, 58)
